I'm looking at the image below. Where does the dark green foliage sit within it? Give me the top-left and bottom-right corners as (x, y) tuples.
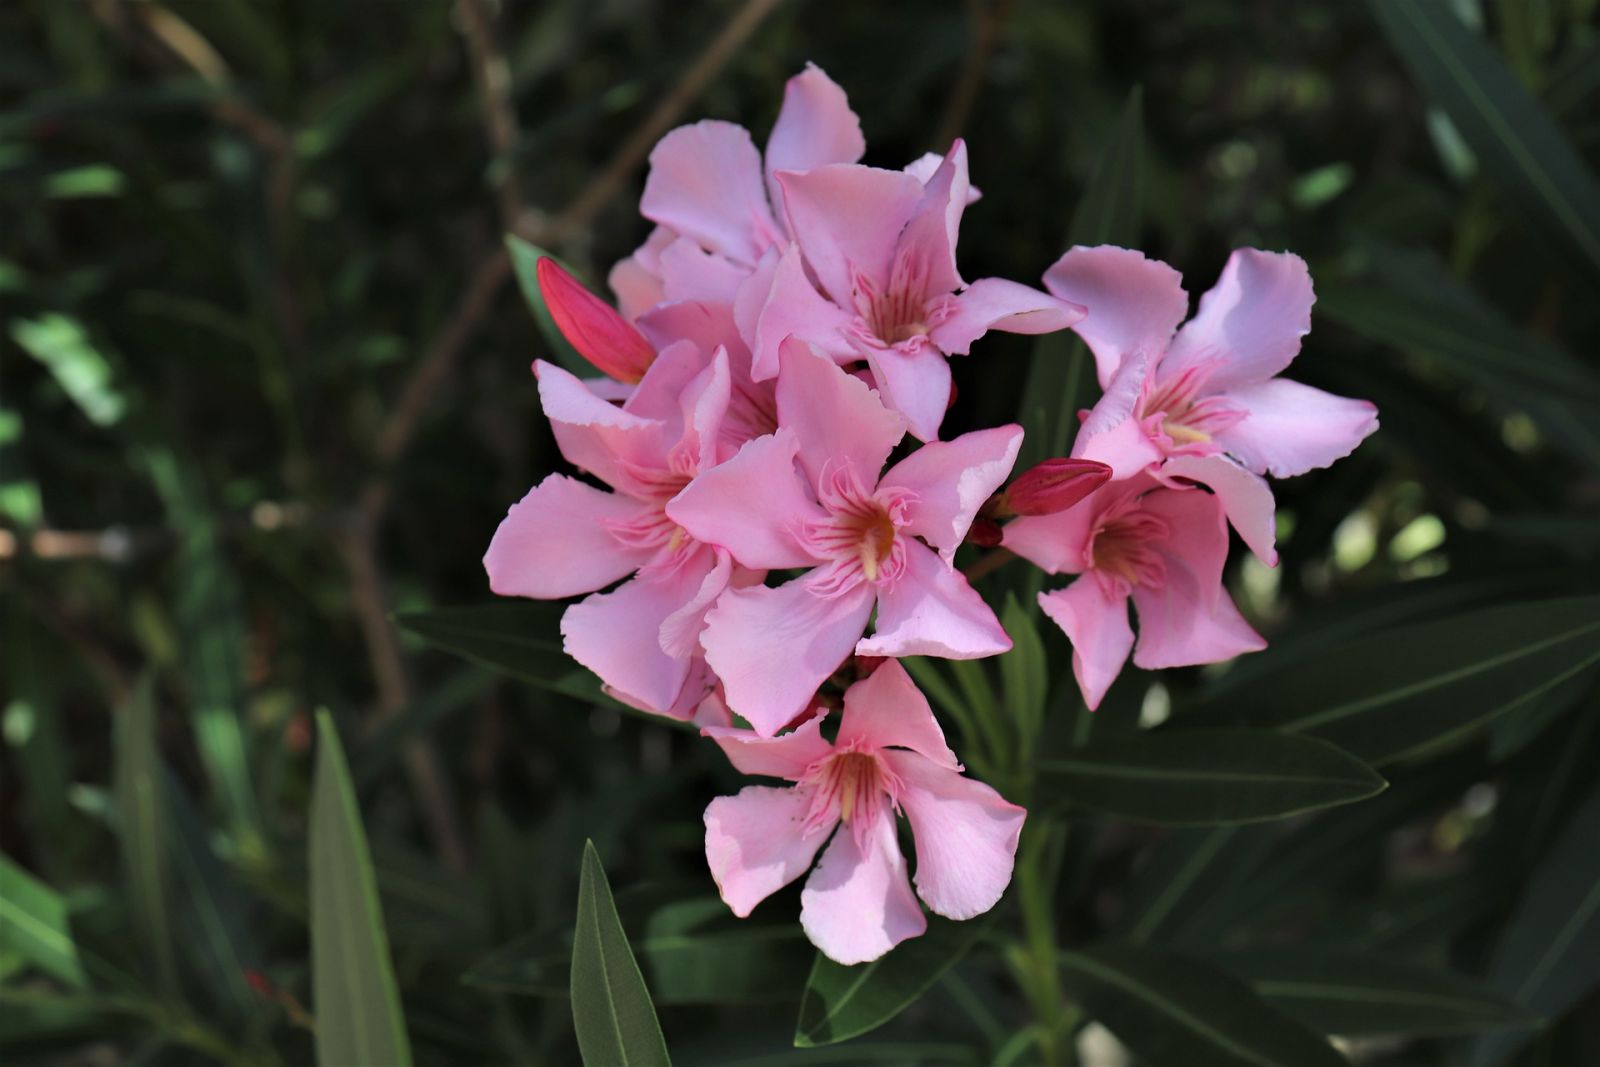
(3, 2), (1598, 1065)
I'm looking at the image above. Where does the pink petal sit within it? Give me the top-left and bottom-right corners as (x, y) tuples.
(1161, 454), (1278, 565)
(536, 359), (666, 491)
(673, 348), (733, 475)
(1038, 577), (1135, 711)
(658, 546), (735, 658)
(860, 343), (952, 444)
(1002, 503), (1095, 576)
(905, 152), (983, 203)
(1129, 488), (1266, 669)
(1071, 351), (1163, 481)
(484, 474), (656, 599)
(606, 656), (713, 724)
(856, 539), (1011, 659)
(882, 750), (1025, 920)
(620, 338), (709, 423)
(836, 660), (959, 770)
(703, 711), (834, 780)
(736, 244), (858, 383)
(1213, 378), (1379, 478)
(881, 425), (1024, 562)
(896, 140), (971, 298)
(764, 63), (866, 216)
(608, 227), (672, 321)
(1163, 249), (1314, 393)
(1043, 246), (1189, 387)
(706, 786), (831, 918)
(666, 427), (824, 570)
(638, 298), (745, 357)
(777, 339), (907, 485)
(929, 278), (1085, 357)
(693, 688), (735, 729)
(799, 806), (926, 965)
(701, 575), (877, 737)
(561, 549), (719, 714)
(641, 120), (774, 265)
(777, 163), (926, 306)
(657, 237), (752, 305)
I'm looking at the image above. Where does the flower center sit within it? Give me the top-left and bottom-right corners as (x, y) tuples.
(1090, 511), (1169, 590)
(798, 462), (917, 594)
(1141, 360), (1245, 452)
(828, 751), (880, 824)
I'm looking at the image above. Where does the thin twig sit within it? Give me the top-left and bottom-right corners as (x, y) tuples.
(933, 0), (1012, 149)
(455, 0), (525, 226)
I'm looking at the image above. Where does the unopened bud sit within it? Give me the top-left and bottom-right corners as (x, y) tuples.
(536, 257), (656, 384)
(1002, 458), (1111, 517)
(966, 517), (1004, 547)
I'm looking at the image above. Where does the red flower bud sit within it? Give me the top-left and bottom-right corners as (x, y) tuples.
(966, 516), (1004, 547)
(536, 257), (656, 384)
(1003, 458), (1112, 517)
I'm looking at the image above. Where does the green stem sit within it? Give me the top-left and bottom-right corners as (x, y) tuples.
(1012, 818), (1070, 1065)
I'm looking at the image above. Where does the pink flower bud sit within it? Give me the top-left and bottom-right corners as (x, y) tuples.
(1003, 458), (1111, 517)
(536, 257), (656, 384)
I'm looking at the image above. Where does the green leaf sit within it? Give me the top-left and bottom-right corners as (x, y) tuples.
(113, 676), (178, 997)
(310, 711), (413, 1067)
(465, 890), (807, 1005)
(1057, 945), (1348, 1067)
(1468, 785), (1600, 1066)
(794, 914), (989, 1048)
(506, 235), (599, 376)
(1014, 88), (1141, 474)
(998, 594), (1048, 764)
(139, 447), (260, 841)
(1040, 729), (1387, 825)
(570, 840), (672, 1067)
(393, 604), (694, 729)
(1369, 0), (1600, 278)
(0, 855), (86, 989)
(11, 312), (125, 427)
(1183, 595), (1600, 765)
(1217, 949), (1539, 1037)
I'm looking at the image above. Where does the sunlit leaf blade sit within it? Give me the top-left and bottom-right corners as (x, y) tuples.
(1467, 786), (1600, 1066)
(1040, 729), (1386, 825)
(506, 235), (600, 377)
(394, 603), (693, 730)
(1217, 949), (1538, 1037)
(570, 840), (672, 1067)
(1182, 596), (1600, 765)
(113, 676), (178, 996)
(1369, 0), (1600, 278)
(0, 855), (86, 989)
(794, 914), (989, 1048)
(1015, 88), (1141, 474)
(310, 712), (413, 1067)
(1057, 946), (1348, 1067)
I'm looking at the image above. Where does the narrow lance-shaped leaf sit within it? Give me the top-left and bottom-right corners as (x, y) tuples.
(0, 854), (87, 989)
(1058, 945), (1349, 1067)
(1216, 948), (1539, 1038)
(1468, 785), (1600, 1067)
(1040, 729), (1387, 826)
(795, 914), (991, 1048)
(1182, 596), (1600, 765)
(1369, 0), (1600, 278)
(570, 840), (672, 1067)
(310, 711), (413, 1067)
(114, 675), (178, 997)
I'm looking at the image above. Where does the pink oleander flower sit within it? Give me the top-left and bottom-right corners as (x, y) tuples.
(1004, 471), (1265, 710)
(703, 660), (1026, 965)
(484, 343), (761, 718)
(608, 63), (866, 320)
(668, 340), (1020, 736)
(1044, 246), (1379, 562)
(757, 142), (1085, 441)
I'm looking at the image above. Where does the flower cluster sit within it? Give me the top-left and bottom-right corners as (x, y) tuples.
(485, 65), (1377, 964)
